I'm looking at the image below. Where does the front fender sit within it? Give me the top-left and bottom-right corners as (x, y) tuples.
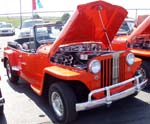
(43, 66), (99, 91)
(129, 57), (142, 76)
(44, 66), (80, 80)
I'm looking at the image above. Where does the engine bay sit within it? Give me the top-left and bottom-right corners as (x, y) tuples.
(51, 42), (112, 69)
(132, 35), (150, 50)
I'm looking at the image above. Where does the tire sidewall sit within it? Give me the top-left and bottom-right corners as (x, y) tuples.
(0, 105), (4, 114)
(6, 60), (19, 83)
(6, 60), (13, 81)
(0, 89), (4, 114)
(49, 82), (77, 123)
(142, 61), (150, 87)
(49, 86), (66, 122)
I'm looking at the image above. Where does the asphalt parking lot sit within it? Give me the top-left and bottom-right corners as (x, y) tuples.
(0, 35), (150, 124)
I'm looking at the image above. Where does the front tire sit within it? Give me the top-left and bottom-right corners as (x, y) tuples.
(140, 61), (150, 86)
(49, 82), (77, 124)
(0, 90), (4, 114)
(142, 61), (150, 82)
(6, 60), (19, 84)
(135, 61), (148, 89)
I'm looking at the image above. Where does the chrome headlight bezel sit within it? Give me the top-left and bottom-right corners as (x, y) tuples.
(89, 60), (101, 74)
(126, 53), (135, 65)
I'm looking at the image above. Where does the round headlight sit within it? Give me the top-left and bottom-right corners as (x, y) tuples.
(89, 60), (101, 74)
(126, 53), (135, 65)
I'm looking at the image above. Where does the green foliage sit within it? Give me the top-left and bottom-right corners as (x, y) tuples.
(32, 13), (42, 19)
(0, 17), (20, 27)
(61, 13), (70, 24)
(0, 16), (59, 28)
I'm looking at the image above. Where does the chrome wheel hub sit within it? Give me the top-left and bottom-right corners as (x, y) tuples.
(136, 67), (146, 82)
(51, 91), (64, 118)
(6, 63), (12, 79)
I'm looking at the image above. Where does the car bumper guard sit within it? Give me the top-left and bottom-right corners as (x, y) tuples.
(76, 74), (147, 112)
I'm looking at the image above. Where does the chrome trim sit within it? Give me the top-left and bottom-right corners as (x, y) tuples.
(12, 66), (20, 71)
(76, 74), (147, 112)
(101, 50), (125, 56)
(112, 52), (120, 84)
(0, 97), (5, 106)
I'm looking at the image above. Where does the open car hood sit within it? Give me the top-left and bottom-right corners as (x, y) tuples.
(50, 1), (127, 56)
(128, 15), (150, 43)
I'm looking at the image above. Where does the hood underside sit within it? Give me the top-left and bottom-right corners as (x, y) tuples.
(128, 15), (150, 43)
(51, 0), (127, 55)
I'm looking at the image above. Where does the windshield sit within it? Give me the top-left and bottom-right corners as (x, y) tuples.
(0, 24), (12, 28)
(35, 24), (62, 44)
(117, 19), (135, 35)
(22, 20), (43, 28)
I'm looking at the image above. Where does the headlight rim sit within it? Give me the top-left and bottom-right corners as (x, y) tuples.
(89, 60), (101, 74)
(126, 53), (135, 65)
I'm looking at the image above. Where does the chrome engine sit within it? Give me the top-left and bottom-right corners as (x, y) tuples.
(51, 42), (110, 69)
(133, 37), (150, 50)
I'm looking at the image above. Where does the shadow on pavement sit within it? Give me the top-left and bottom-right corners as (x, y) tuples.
(6, 78), (150, 124)
(143, 81), (150, 93)
(6, 78), (57, 124)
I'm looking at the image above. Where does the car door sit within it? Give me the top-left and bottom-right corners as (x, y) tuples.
(20, 50), (39, 84)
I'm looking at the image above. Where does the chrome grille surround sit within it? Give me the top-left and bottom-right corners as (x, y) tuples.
(112, 52), (120, 84)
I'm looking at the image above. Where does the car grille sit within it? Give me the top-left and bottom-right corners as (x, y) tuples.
(100, 52), (125, 88)
(2, 30), (8, 32)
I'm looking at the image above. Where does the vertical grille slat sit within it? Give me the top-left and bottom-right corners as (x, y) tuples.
(109, 59), (112, 86)
(101, 60), (104, 88)
(100, 57), (112, 88)
(100, 52), (125, 88)
(105, 59), (108, 86)
(119, 56), (125, 82)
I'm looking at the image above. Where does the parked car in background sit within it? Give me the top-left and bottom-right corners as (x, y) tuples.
(117, 18), (135, 35)
(0, 76), (5, 114)
(0, 23), (15, 36)
(112, 18), (135, 50)
(112, 15), (150, 82)
(0, 22), (6, 26)
(18, 19), (44, 38)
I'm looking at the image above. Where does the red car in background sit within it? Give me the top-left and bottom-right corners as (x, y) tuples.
(112, 15), (150, 82)
(112, 18), (135, 51)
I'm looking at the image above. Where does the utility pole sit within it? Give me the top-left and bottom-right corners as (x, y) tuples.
(20, 0), (22, 28)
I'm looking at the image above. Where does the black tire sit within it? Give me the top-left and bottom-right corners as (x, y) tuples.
(141, 61), (150, 87)
(0, 90), (4, 114)
(49, 82), (77, 124)
(135, 61), (149, 88)
(0, 106), (4, 114)
(6, 60), (19, 84)
(142, 61), (150, 80)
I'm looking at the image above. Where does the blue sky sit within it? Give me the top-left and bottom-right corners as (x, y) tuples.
(1, 0), (150, 18)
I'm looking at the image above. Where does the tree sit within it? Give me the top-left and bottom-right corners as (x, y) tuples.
(32, 13), (41, 19)
(61, 13), (70, 24)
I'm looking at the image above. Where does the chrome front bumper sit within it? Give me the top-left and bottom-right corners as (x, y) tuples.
(0, 97), (5, 106)
(76, 74), (147, 112)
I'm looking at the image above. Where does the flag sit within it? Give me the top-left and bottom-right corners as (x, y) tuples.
(37, 0), (43, 8)
(32, 0), (43, 10)
(32, 0), (36, 10)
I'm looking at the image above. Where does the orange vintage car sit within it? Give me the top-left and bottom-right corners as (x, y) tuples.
(2, 1), (147, 123)
(113, 15), (150, 82)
